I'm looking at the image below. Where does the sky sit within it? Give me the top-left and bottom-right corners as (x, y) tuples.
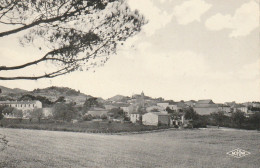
(0, 0), (259, 103)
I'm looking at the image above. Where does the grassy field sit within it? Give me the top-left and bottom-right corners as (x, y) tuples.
(0, 128), (259, 168)
(0, 119), (170, 133)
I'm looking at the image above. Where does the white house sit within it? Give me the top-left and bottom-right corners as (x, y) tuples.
(218, 105), (231, 113)
(142, 112), (170, 126)
(0, 100), (43, 119)
(130, 113), (141, 123)
(234, 105), (248, 114)
(0, 100), (42, 111)
(252, 102), (260, 108)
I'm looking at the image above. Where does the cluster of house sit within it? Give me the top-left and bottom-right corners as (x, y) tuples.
(87, 92), (260, 126)
(1, 92), (260, 126)
(0, 100), (52, 118)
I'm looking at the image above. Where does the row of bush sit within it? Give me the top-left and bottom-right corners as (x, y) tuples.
(0, 118), (171, 133)
(187, 110), (260, 130)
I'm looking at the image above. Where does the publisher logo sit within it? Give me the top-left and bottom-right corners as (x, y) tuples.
(227, 148), (250, 158)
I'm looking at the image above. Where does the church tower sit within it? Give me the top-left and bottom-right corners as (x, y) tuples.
(141, 91), (145, 108)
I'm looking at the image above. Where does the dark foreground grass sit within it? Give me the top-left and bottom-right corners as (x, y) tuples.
(0, 128), (259, 168)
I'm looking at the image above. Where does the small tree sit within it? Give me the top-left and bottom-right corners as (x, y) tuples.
(100, 114), (108, 120)
(30, 108), (44, 123)
(248, 112), (260, 130)
(231, 111), (246, 128)
(2, 106), (14, 115)
(108, 108), (124, 119)
(55, 96), (66, 103)
(83, 114), (93, 121)
(211, 111), (225, 127)
(83, 97), (104, 114)
(184, 107), (199, 120)
(12, 109), (23, 122)
(0, 105), (6, 120)
(53, 102), (78, 122)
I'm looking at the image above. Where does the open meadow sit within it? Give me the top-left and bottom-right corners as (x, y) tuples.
(0, 128), (259, 168)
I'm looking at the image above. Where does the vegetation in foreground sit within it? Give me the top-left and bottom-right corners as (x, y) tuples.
(1, 92), (260, 133)
(0, 128), (259, 168)
(0, 119), (171, 133)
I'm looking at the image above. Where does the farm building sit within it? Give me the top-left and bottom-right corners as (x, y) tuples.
(252, 102), (260, 108)
(142, 112), (170, 126)
(193, 99), (218, 115)
(185, 100), (196, 107)
(218, 104), (231, 113)
(0, 100), (42, 112)
(234, 104), (248, 113)
(87, 108), (108, 117)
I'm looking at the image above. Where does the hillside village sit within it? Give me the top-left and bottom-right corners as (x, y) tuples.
(0, 86), (260, 130)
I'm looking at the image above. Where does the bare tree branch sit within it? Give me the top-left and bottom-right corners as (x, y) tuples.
(0, 66), (74, 80)
(0, 3), (86, 37)
(0, 0), (146, 80)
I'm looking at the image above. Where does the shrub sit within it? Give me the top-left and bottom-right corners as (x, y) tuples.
(53, 102), (78, 122)
(83, 114), (93, 121)
(100, 114), (107, 120)
(231, 111), (246, 128)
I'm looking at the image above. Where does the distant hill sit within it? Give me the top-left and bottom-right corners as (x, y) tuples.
(108, 95), (129, 102)
(0, 85), (28, 94)
(30, 86), (90, 103)
(0, 85), (93, 105)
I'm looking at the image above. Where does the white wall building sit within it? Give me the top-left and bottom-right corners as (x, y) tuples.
(130, 113), (141, 123)
(0, 100), (43, 118)
(142, 112), (170, 126)
(0, 100), (42, 111)
(235, 105), (248, 114)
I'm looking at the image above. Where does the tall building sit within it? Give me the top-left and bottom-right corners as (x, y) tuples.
(140, 91), (145, 108)
(0, 100), (42, 111)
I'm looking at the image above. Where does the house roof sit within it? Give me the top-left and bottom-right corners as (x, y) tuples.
(146, 112), (169, 116)
(194, 104), (218, 108)
(130, 112), (141, 114)
(177, 102), (187, 108)
(235, 104), (247, 108)
(218, 104), (230, 107)
(146, 105), (164, 112)
(197, 99), (214, 104)
(185, 100), (196, 103)
(0, 101), (40, 104)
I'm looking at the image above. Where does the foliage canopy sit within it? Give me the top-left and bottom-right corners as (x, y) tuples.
(0, 0), (146, 80)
